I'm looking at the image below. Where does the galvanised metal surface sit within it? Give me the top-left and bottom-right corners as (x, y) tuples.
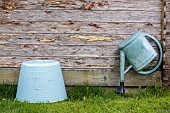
(16, 60), (67, 103)
(119, 31), (162, 74)
(117, 31), (163, 94)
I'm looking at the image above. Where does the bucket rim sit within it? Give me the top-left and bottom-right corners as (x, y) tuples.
(119, 31), (141, 50)
(22, 60), (60, 67)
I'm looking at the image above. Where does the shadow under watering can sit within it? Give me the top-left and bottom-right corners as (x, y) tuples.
(116, 31), (163, 94)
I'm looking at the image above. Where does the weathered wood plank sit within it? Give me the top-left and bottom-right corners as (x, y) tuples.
(167, 3), (170, 58)
(163, 48), (170, 71)
(0, 44), (118, 57)
(165, 5), (170, 76)
(167, 23), (170, 32)
(158, 0), (170, 76)
(167, 1), (170, 12)
(165, 50), (170, 65)
(167, 12), (170, 21)
(0, 34), (119, 45)
(0, 0), (161, 11)
(0, 56), (160, 68)
(0, 56), (118, 68)
(0, 43), (161, 57)
(0, 10), (161, 23)
(167, 39), (170, 47)
(166, 13), (170, 32)
(0, 68), (161, 86)
(167, 9), (170, 40)
(164, 69), (170, 87)
(0, 21), (161, 34)
(0, 34), (162, 45)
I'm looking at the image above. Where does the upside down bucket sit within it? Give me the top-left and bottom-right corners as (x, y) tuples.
(16, 60), (67, 103)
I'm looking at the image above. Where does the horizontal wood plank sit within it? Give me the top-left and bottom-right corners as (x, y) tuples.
(0, 0), (161, 11)
(0, 34), (162, 45)
(0, 10), (161, 23)
(0, 43), (162, 56)
(0, 21), (161, 34)
(0, 56), (118, 68)
(0, 44), (118, 57)
(0, 56), (160, 68)
(0, 68), (161, 86)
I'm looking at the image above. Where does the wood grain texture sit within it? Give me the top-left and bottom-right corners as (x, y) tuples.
(166, 7), (170, 70)
(0, 44), (118, 57)
(0, 21), (161, 34)
(164, 69), (170, 87)
(167, 12), (170, 21)
(167, 9), (170, 39)
(0, 56), (118, 68)
(0, 0), (162, 87)
(0, 10), (161, 23)
(167, 1), (170, 12)
(167, 5), (170, 49)
(0, 68), (161, 86)
(0, 0), (161, 11)
(164, 4), (170, 87)
(0, 34), (162, 45)
(165, 51), (170, 68)
(0, 55), (160, 68)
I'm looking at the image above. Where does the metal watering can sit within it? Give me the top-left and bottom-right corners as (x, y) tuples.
(117, 31), (163, 94)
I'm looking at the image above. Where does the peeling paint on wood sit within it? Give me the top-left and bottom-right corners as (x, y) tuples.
(38, 37), (56, 42)
(0, 56), (159, 69)
(0, 0), (161, 11)
(1, 1), (17, 9)
(0, 21), (161, 34)
(0, 10), (161, 23)
(0, 0), (163, 87)
(0, 44), (118, 57)
(0, 34), (162, 45)
(68, 35), (112, 42)
(0, 56), (118, 68)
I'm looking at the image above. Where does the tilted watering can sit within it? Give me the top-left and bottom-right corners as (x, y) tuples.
(116, 31), (163, 94)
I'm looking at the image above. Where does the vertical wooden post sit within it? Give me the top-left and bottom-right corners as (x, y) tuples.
(161, 0), (168, 87)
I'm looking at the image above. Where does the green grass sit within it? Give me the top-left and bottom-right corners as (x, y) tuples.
(0, 84), (170, 113)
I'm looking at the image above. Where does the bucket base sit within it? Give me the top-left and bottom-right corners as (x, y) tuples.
(16, 60), (67, 103)
(116, 82), (125, 94)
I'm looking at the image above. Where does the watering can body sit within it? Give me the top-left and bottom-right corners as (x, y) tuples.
(116, 31), (162, 94)
(119, 31), (157, 72)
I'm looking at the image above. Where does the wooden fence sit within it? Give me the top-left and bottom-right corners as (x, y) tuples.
(164, 0), (170, 87)
(0, 0), (167, 87)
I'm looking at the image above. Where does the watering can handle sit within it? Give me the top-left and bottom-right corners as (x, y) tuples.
(137, 33), (163, 74)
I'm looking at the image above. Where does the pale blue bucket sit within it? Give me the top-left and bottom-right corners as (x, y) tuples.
(16, 60), (67, 103)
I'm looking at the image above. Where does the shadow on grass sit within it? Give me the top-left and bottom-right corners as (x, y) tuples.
(68, 84), (170, 101)
(0, 83), (169, 101)
(0, 84), (17, 100)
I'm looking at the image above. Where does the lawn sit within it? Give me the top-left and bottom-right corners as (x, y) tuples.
(0, 84), (170, 113)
